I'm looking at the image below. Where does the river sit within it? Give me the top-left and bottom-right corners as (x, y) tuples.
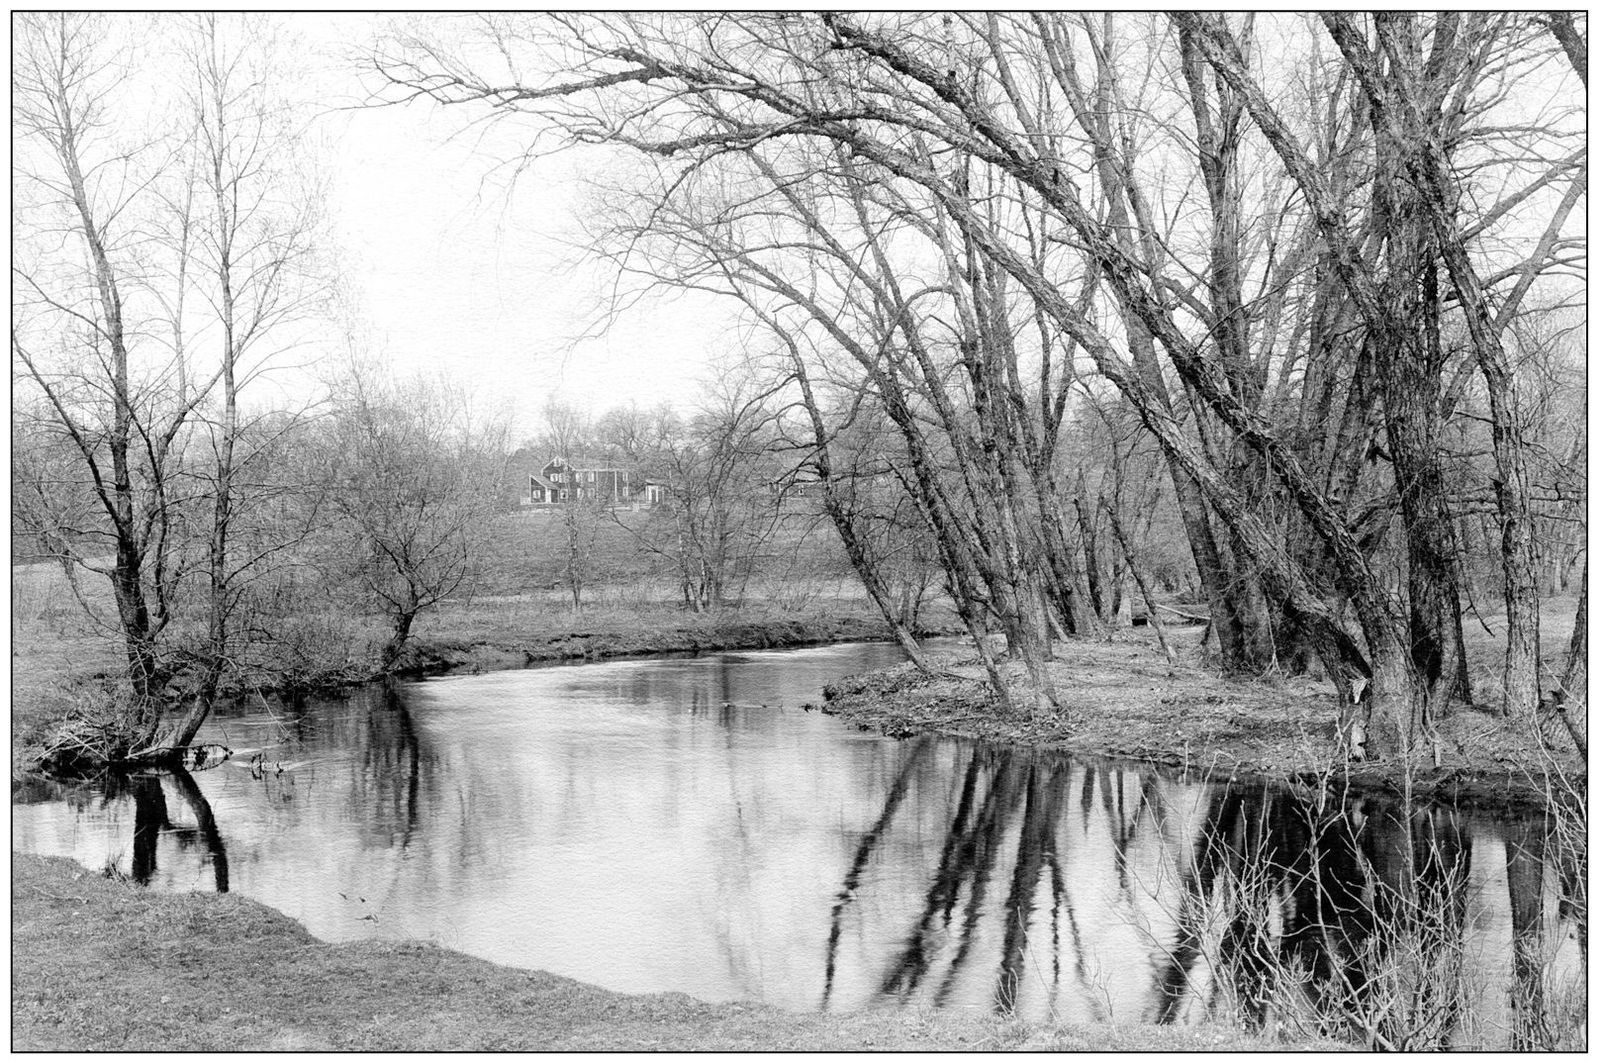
(11, 642), (1585, 1048)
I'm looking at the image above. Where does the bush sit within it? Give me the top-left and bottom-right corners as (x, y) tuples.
(36, 679), (150, 770)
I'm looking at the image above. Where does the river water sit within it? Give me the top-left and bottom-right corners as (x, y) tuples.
(11, 642), (1585, 1048)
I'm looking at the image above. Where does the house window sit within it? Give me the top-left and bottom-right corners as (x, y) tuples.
(587, 471), (595, 483)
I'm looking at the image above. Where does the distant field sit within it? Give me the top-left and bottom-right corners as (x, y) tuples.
(12, 527), (1576, 711)
(12, 557), (115, 633)
(477, 506), (860, 606)
(11, 506), (863, 627)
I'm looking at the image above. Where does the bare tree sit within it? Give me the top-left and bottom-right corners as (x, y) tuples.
(322, 367), (508, 670)
(647, 381), (789, 613)
(160, 13), (325, 749)
(15, 15), (189, 734)
(14, 14), (329, 763)
(538, 395), (604, 611)
(1181, 11), (1584, 724)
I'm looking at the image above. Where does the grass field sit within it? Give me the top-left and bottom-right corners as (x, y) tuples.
(11, 854), (1340, 1052)
(475, 505), (861, 602)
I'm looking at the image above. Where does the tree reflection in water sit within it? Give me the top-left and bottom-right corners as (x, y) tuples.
(10, 654), (1583, 1050)
(353, 682), (431, 851)
(97, 768), (229, 892)
(825, 743), (1584, 1049)
(168, 767), (230, 893)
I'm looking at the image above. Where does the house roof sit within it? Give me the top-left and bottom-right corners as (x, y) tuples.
(541, 456), (632, 474)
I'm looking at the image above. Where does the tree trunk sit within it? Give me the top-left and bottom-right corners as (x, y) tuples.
(1320, 11), (1544, 721)
(1375, 237), (1464, 723)
(1105, 497), (1176, 663)
(382, 607), (418, 670)
(1549, 564), (1586, 756)
(55, 35), (164, 724)
(144, 696), (216, 761)
(824, 496), (935, 671)
(195, 78), (242, 733)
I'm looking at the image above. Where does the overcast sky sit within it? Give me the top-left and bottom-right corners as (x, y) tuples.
(20, 13), (1584, 447)
(306, 14), (733, 441)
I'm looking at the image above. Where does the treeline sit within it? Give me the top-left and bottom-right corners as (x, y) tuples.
(370, 12), (1587, 757)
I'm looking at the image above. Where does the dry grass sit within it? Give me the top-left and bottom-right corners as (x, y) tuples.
(12, 854), (1332, 1052)
(823, 598), (1583, 808)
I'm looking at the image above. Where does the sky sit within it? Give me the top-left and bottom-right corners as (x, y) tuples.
(18, 13), (1587, 448)
(302, 14), (737, 442)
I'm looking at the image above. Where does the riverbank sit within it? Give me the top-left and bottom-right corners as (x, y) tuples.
(12, 854), (1332, 1052)
(392, 607), (932, 675)
(10, 590), (958, 773)
(821, 610), (1584, 810)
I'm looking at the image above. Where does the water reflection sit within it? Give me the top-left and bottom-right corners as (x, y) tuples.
(10, 644), (1584, 1048)
(816, 744), (1584, 1049)
(17, 767), (229, 893)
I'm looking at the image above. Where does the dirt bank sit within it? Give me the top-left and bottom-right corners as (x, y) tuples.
(392, 614), (939, 676)
(11, 854), (1332, 1052)
(821, 632), (1583, 811)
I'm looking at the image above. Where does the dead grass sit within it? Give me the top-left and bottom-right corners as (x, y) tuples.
(423, 588), (890, 646)
(823, 598), (1583, 809)
(825, 633), (1341, 774)
(12, 854), (1335, 1052)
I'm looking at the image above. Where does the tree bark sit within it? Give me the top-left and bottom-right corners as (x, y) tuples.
(1549, 564), (1586, 756)
(1319, 11), (1544, 721)
(1104, 496), (1176, 663)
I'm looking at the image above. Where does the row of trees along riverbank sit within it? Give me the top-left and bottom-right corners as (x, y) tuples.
(368, 12), (1585, 761)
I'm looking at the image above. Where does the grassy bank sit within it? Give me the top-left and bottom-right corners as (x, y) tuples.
(12, 854), (1334, 1052)
(12, 556), (956, 772)
(821, 599), (1583, 809)
(391, 594), (934, 674)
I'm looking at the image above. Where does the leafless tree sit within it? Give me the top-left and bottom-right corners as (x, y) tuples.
(159, 13), (325, 748)
(643, 380), (789, 613)
(538, 395), (606, 611)
(15, 14), (195, 740)
(320, 367), (507, 669)
(14, 14), (329, 762)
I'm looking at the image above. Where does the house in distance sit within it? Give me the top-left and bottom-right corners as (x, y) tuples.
(523, 456), (664, 509)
